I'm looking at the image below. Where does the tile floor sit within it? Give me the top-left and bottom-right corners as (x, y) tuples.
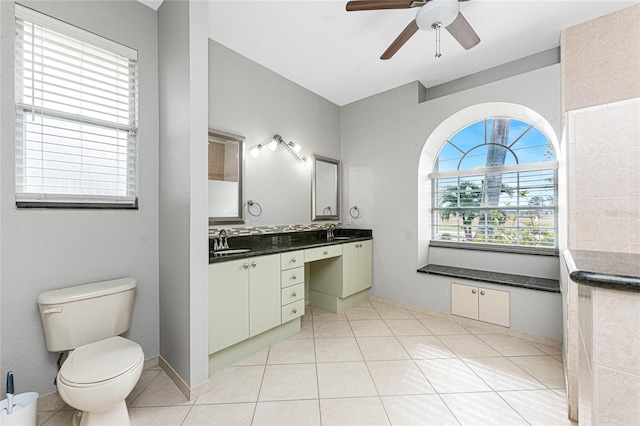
(38, 299), (573, 426)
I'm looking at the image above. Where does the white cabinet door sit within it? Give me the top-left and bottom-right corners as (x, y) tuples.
(342, 240), (373, 297)
(249, 254), (282, 337)
(209, 260), (250, 354)
(451, 283), (479, 320)
(479, 288), (510, 327)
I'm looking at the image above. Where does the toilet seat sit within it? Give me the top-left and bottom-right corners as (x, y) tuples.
(58, 336), (143, 387)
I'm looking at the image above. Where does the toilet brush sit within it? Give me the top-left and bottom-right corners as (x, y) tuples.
(5, 371), (14, 414)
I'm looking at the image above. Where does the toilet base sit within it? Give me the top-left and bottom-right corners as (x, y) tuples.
(71, 402), (131, 426)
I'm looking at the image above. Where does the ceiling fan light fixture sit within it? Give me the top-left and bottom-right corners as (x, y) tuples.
(415, 0), (459, 30)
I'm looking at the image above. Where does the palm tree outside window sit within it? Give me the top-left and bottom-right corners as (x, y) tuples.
(431, 118), (558, 249)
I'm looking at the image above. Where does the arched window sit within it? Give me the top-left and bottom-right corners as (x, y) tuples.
(431, 117), (557, 249)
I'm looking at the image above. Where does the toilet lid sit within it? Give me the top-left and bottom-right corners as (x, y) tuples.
(59, 336), (143, 385)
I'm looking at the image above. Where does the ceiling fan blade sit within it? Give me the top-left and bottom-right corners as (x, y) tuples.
(445, 11), (480, 50)
(381, 19), (419, 60)
(346, 1), (416, 12)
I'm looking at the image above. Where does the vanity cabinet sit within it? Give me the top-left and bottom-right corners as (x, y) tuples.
(209, 254), (281, 354)
(451, 283), (510, 327)
(342, 240), (372, 297)
(280, 250), (305, 322)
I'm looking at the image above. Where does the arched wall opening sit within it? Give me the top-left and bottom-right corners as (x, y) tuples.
(417, 102), (562, 267)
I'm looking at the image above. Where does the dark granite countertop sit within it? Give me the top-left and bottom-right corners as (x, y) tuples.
(564, 249), (640, 292)
(417, 264), (560, 293)
(209, 229), (373, 264)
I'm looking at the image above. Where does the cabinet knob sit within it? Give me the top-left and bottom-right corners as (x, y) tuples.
(472, 289), (477, 294)
(323, 250), (328, 255)
(292, 275), (297, 280)
(292, 308), (298, 314)
(291, 258), (297, 263)
(243, 263), (249, 269)
(480, 290), (485, 296)
(251, 262), (257, 268)
(292, 292), (297, 297)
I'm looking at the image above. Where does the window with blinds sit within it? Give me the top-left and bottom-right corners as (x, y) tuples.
(430, 118), (558, 252)
(14, 6), (138, 208)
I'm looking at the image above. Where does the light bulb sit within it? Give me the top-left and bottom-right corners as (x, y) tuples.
(292, 142), (302, 153)
(268, 139), (278, 151)
(250, 146), (261, 158)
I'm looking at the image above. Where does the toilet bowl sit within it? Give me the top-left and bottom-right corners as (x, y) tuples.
(37, 278), (143, 426)
(56, 337), (144, 426)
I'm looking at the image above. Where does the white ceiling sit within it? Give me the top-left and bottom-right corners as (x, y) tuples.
(140, 0), (639, 106)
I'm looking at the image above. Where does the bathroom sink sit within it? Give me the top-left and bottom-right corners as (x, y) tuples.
(212, 248), (251, 255)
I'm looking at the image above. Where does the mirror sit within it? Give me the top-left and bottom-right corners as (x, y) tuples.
(312, 155), (340, 221)
(208, 129), (244, 224)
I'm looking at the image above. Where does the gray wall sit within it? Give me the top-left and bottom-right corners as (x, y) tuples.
(208, 41), (341, 227)
(0, 0), (159, 397)
(340, 65), (563, 340)
(158, 0), (209, 389)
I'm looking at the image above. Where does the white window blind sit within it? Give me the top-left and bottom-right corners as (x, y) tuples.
(14, 6), (139, 207)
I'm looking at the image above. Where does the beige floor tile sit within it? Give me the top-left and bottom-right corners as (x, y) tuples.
(438, 335), (502, 358)
(441, 392), (528, 425)
(462, 357), (546, 391)
(267, 338), (315, 364)
(196, 366), (264, 404)
(315, 337), (363, 362)
(419, 319), (470, 335)
(128, 406), (191, 426)
(462, 325), (500, 335)
(352, 299), (374, 309)
(527, 340), (563, 355)
(37, 393), (68, 412)
(129, 371), (191, 407)
(416, 359), (492, 394)
(311, 308), (347, 322)
(182, 403), (255, 426)
(385, 319), (432, 336)
(301, 310), (313, 322)
(508, 356), (566, 388)
(550, 354), (563, 363)
(253, 400), (321, 426)
(367, 360), (436, 395)
(233, 348), (270, 366)
(41, 410), (75, 426)
(259, 364), (318, 401)
(37, 411), (57, 426)
(499, 389), (574, 425)
(288, 320), (314, 340)
(319, 397), (390, 426)
(381, 394), (459, 425)
(316, 361), (378, 398)
(313, 321), (354, 338)
(374, 306), (416, 320)
(127, 369), (161, 405)
(345, 307), (381, 320)
(478, 334), (546, 356)
(398, 336), (457, 359)
(356, 336), (411, 361)
(349, 320), (393, 337)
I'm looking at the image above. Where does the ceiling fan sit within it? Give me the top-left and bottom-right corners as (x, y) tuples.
(346, 0), (480, 60)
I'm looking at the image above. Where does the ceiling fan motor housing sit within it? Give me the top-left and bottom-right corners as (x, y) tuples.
(416, 0), (459, 30)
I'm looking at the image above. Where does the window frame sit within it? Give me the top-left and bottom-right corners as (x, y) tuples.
(430, 118), (559, 255)
(14, 5), (139, 209)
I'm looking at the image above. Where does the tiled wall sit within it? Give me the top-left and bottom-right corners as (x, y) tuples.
(562, 5), (640, 424)
(209, 223), (340, 238)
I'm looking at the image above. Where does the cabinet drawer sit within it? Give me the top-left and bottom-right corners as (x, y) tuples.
(281, 299), (305, 322)
(281, 267), (304, 288)
(281, 250), (304, 270)
(305, 244), (342, 262)
(281, 283), (304, 305)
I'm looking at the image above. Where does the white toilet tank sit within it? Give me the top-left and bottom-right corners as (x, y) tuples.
(37, 278), (137, 352)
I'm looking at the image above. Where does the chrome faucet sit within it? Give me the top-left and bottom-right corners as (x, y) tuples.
(327, 224), (336, 241)
(214, 229), (229, 251)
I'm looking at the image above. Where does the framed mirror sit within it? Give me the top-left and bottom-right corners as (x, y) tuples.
(208, 129), (244, 224)
(312, 155), (340, 221)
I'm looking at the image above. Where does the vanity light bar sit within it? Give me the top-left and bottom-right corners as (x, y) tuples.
(250, 134), (307, 163)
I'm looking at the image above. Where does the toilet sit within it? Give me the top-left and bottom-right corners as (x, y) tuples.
(37, 278), (144, 426)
